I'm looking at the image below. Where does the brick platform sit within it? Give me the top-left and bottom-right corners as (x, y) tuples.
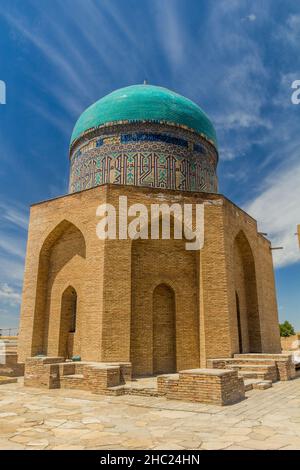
(207, 353), (296, 384)
(24, 358), (246, 405)
(0, 351), (24, 378)
(158, 369), (245, 405)
(24, 357), (132, 394)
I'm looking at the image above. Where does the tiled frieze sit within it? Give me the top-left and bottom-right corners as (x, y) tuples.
(69, 123), (218, 194)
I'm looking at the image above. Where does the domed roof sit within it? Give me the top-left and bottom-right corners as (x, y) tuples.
(71, 84), (217, 148)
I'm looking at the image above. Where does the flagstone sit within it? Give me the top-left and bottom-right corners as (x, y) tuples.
(52, 444), (86, 450)
(26, 439), (49, 448)
(0, 379), (300, 449)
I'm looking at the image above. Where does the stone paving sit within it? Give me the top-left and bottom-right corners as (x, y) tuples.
(1, 376), (300, 450)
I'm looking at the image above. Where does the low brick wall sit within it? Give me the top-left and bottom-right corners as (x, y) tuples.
(24, 357), (131, 393)
(0, 376), (18, 385)
(208, 354), (296, 382)
(158, 369), (245, 406)
(281, 335), (300, 351)
(23, 359), (246, 405)
(24, 357), (64, 389)
(234, 354), (296, 381)
(105, 362), (132, 383)
(83, 365), (120, 393)
(0, 352), (24, 377)
(276, 357), (296, 381)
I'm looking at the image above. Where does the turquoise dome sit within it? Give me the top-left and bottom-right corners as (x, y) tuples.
(71, 84), (217, 148)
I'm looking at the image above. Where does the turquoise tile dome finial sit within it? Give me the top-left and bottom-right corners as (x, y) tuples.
(70, 84), (217, 148)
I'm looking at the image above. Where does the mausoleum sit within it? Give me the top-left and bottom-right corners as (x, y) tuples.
(17, 85), (292, 405)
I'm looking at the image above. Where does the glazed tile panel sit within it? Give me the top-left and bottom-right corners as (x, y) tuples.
(69, 124), (218, 194)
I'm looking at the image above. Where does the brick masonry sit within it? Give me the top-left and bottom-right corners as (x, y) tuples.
(0, 352), (24, 377)
(24, 358), (245, 405)
(157, 369), (245, 405)
(281, 334), (300, 351)
(18, 184), (281, 375)
(207, 354), (296, 382)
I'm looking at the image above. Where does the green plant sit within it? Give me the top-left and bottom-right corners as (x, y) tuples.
(279, 321), (295, 337)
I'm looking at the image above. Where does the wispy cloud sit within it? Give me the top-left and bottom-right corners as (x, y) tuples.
(153, 0), (185, 69)
(276, 14), (300, 46)
(0, 201), (28, 231)
(0, 283), (21, 306)
(0, 308), (20, 329)
(215, 111), (272, 131)
(0, 10), (89, 97)
(0, 258), (25, 286)
(241, 14), (257, 22)
(0, 199), (28, 290)
(246, 157), (300, 268)
(0, 235), (26, 259)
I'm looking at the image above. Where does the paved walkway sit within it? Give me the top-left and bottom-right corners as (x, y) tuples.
(1, 377), (300, 450)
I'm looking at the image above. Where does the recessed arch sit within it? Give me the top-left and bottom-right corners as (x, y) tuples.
(153, 283), (176, 375)
(233, 230), (261, 353)
(31, 220), (86, 356)
(130, 214), (200, 376)
(58, 285), (77, 358)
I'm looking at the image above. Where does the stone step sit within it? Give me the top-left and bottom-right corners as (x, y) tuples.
(244, 379), (272, 392)
(123, 384), (162, 397)
(0, 376), (18, 385)
(106, 385), (126, 396)
(60, 374), (86, 390)
(226, 364), (275, 371)
(106, 384), (161, 397)
(217, 358), (276, 366)
(62, 373), (84, 378)
(234, 353), (291, 361)
(228, 364), (277, 382)
(238, 370), (273, 381)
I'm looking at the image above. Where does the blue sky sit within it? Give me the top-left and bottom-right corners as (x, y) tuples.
(0, 0), (299, 331)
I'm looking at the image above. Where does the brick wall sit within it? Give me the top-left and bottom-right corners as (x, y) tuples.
(18, 184), (281, 371)
(158, 369), (245, 405)
(281, 334), (300, 351)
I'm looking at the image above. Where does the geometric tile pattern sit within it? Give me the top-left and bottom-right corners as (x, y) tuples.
(69, 123), (218, 194)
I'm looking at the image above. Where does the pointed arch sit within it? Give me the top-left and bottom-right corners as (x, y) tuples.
(58, 285), (77, 358)
(153, 283), (176, 374)
(233, 230), (261, 353)
(31, 220), (86, 356)
(130, 212), (200, 376)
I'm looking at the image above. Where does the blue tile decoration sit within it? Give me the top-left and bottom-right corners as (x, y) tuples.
(121, 132), (188, 148)
(69, 123), (218, 194)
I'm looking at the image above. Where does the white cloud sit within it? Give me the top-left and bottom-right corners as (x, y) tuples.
(242, 14), (256, 22)
(0, 235), (26, 259)
(0, 284), (21, 306)
(27, 99), (73, 136)
(0, 308), (20, 330)
(0, 199), (27, 288)
(215, 111), (272, 131)
(0, 201), (28, 230)
(0, 258), (25, 286)
(280, 14), (300, 46)
(153, 0), (185, 69)
(1, 12), (86, 94)
(246, 160), (300, 268)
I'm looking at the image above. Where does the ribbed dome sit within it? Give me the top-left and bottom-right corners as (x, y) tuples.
(71, 84), (217, 148)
